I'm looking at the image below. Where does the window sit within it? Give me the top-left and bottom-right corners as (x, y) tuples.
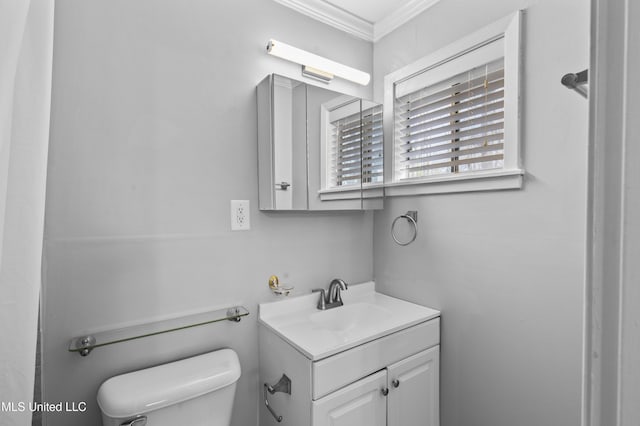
(384, 12), (523, 196)
(396, 57), (505, 180)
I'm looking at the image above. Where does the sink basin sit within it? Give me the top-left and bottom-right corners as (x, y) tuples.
(259, 281), (440, 360)
(309, 302), (390, 332)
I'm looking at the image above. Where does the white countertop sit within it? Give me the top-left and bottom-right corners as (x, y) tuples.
(258, 281), (440, 360)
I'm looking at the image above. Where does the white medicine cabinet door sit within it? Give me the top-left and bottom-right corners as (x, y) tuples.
(312, 370), (387, 426)
(387, 346), (440, 426)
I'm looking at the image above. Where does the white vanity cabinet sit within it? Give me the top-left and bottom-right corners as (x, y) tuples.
(386, 346), (440, 426)
(312, 369), (387, 426)
(311, 346), (439, 426)
(258, 282), (440, 426)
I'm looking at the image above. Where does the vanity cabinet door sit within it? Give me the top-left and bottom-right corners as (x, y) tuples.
(312, 370), (387, 426)
(387, 346), (440, 426)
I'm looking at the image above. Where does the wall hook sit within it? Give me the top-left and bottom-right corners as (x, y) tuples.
(561, 69), (588, 99)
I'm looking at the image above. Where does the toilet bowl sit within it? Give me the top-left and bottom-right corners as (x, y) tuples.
(97, 348), (241, 426)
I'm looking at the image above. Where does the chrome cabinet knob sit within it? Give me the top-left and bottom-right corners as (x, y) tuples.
(392, 379), (400, 388)
(381, 387), (389, 396)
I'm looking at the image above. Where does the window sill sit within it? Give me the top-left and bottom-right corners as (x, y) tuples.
(384, 169), (524, 197)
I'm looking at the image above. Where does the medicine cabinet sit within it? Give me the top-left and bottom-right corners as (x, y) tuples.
(257, 74), (383, 211)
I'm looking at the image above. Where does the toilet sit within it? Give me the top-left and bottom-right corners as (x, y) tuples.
(97, 348), (241, 426)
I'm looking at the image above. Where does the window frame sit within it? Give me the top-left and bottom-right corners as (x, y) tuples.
(383, 11), (524, 196)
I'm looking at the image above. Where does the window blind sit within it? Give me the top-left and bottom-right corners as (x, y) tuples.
(331, 104), (383, 187)
(395, 57), (505, 181)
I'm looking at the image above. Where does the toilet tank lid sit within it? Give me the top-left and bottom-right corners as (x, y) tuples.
(97, 348), (241, 418)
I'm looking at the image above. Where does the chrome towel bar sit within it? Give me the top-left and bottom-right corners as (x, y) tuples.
(68, 305), (249, 356)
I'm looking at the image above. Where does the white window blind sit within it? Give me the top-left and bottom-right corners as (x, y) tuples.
(395, 57), (505, 181)
(331, 104), (383, 187)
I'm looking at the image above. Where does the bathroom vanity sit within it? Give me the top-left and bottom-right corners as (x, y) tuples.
(258, 282), (440, 426)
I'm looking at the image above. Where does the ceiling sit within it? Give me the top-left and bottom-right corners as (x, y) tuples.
(273, 0), (441, 42)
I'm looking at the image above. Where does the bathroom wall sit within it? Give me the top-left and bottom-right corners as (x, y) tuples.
(43, 1), (373, 425)
(372, 1), (589, 426)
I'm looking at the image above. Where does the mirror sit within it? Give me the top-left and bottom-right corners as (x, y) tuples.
(257, 74), (383, 211)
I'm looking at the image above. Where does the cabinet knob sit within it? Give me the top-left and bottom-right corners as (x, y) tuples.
(381, 387), (389, 396)
(392, 379), (400, 388)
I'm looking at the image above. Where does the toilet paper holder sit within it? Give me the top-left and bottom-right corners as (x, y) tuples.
(264, 374), (291, 423)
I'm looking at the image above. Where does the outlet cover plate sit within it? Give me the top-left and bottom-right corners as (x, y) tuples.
(231, 200), (250, 231)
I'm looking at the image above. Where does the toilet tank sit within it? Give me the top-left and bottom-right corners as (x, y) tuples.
(97, 348), (241, 426)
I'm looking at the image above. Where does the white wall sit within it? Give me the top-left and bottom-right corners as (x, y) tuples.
(43, 1), (373, 425)
(372, 1), (589, 426)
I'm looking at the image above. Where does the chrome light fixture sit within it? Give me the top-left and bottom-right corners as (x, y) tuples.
(266, 39), (370, 86)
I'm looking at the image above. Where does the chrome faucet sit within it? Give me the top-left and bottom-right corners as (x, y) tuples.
(312, 279), (348, 310)
(328, 279), (347, 305)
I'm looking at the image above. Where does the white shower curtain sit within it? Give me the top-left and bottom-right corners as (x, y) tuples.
(0, 0), (54, 424)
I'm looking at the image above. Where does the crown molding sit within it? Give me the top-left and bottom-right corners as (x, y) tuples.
(373, 0), (441, 41)
(273, 0), (374, 41)
(273, 0), (441, 43)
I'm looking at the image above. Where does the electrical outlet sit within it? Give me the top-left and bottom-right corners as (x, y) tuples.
(230, 200), (250, 231)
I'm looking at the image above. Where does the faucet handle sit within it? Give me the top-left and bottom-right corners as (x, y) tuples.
(312, 289), (327, 310)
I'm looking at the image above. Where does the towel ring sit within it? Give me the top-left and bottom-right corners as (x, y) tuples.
(391, 211), (418, 246)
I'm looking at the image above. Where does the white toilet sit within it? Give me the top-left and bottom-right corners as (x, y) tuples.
(97, 348), (241, 426)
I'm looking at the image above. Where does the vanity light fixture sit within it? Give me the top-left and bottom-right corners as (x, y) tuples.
(266, 39), (370, 86)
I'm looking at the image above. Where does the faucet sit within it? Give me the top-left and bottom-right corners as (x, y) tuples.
(312, 278), (348, 310)
(328, 279), (347, 305)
